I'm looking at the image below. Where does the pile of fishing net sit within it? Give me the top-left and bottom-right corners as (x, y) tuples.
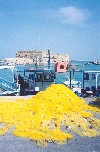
(0, 84), (100, 147)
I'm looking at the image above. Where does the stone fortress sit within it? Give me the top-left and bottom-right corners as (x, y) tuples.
(5, 49), (69, 65)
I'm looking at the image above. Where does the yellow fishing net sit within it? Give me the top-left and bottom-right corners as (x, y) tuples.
(0, 84), (100, 147)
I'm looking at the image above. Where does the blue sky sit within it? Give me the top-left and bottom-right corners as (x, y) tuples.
(0, 0), (100, 60)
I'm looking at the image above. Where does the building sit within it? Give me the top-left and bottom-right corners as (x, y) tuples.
(5, 50), (69, 65)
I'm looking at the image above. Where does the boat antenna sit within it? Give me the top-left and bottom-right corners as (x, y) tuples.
(43, 49), (51, 69)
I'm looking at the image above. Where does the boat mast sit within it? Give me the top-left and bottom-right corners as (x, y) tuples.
(34, 54), (39, 69)
(47, 49), (50, 69)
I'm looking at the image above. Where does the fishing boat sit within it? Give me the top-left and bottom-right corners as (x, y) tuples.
(0, 50), (56, 96)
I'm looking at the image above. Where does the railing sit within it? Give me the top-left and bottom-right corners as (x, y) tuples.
(0, 76), (18, 91)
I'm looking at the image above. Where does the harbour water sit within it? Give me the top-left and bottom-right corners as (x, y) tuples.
(0, 60), (100, 91)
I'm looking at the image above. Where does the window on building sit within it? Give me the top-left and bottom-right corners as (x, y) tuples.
(60, 65), (64, 69)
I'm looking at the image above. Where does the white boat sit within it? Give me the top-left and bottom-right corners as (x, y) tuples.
(0, 61), (15, 70)
(62, 76), (81, 88)
(0, 65), (15, 69)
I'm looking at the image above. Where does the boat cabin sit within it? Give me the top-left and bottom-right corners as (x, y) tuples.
(82, 71), (100, 96)
(14, 68), (56, 95)
(83, 71), (100, 89)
